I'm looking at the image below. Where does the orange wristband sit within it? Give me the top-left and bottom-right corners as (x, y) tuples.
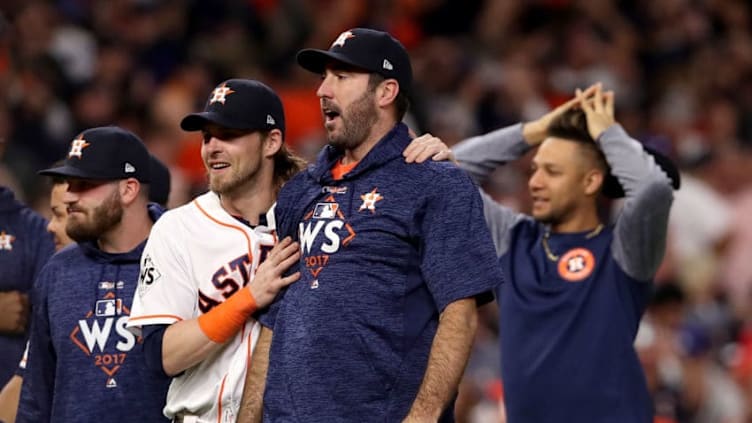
(198, 288), (257, 343)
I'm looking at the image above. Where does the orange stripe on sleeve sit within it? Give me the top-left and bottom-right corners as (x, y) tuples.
(128, 314), (184, 323)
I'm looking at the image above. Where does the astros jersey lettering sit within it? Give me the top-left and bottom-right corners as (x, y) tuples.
(127, 191), (274, 422)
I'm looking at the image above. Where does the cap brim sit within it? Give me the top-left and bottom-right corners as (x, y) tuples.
(297, 49), (371, 74)
(38, 165), (120, 180)
(180, 112), (252, 132)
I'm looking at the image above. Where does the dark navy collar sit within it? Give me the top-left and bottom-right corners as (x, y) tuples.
(232, 213), (268, 228)
(308, 122), (411, 184)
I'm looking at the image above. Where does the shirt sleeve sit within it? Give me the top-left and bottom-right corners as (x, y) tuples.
(453, 123), (530, 185)
(140, 324), (171, 377)
(418, 166), (503, 311)
(126, 214), (195, 332)
(16, 267), (56, 423)
(453, 123), (530, 257)
(599, 125), (675, 281)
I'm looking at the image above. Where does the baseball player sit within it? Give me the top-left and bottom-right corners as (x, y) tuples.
(0, 155), (169, 423)
(0, 184), (54, 389)
(241, 28), (501, 422)
(0, 174), (71, 423)
(126, 79), (304, 423)
(17, 126), (171, 423)
(408, 85), (680, 422)
(0, 184), (55, 423)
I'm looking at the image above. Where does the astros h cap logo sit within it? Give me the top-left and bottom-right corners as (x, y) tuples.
(39, 126), (152, 183)
(180, 79), (286, 139)
(296, 28), (413, 96)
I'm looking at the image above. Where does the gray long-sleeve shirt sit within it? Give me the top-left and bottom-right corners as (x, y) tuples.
(453, 122), (674, 281)
(451, 122), (675, 422)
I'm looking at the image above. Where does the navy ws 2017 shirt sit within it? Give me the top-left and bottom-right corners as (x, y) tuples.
(17, 205), (170, 423)
(262, 123), (502, 422)
(454, 124), (674, 423)
(0, 187), (54, 386)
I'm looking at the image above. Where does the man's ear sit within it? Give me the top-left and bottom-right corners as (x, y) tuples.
(376, 79), (399, 108)
(583, 169), (604, 196)
(263, 129), (284, 159)
(120, 178), (142, 205)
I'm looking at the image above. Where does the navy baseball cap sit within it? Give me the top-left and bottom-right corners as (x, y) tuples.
(297, 28), (413, 95)
(39, 126), (151, 182)
(180, 79), (285, 136)
(148, 154), (171, 206)
(601, 146), (681, 199)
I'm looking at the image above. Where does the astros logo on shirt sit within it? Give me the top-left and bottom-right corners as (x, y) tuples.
(68, 134), (90, 159)
(558, 248), (596, 282)
(359, 188), (383, 213)
(0, 231), (14, 251)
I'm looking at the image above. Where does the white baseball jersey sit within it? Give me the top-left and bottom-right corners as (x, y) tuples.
(126, 191), (276, 423)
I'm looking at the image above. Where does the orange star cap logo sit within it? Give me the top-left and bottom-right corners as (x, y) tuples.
(332, 31), (355, 48)
(209, 83), (235, 105)
(68, 134), (90, 159)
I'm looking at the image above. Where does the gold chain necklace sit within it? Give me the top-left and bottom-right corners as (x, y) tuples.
(542, 223), (604, 262)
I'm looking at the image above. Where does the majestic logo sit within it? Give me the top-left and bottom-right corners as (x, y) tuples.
(0, 231), (15, 251)
(558, 248), (596, 282)
(322, 186), (347, 194)
(69, 290), (138, 388)
(332, 31), (355, 48)
(68, 134), (90, 159)
(359, 188), (383, 213)
(209, 83), (235, 105)
(99, 281), (115, 290)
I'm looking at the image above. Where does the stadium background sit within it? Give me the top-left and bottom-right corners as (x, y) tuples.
(1, 0), (752, 421)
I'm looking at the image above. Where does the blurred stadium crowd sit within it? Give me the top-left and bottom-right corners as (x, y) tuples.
(2, 0), (752, 422)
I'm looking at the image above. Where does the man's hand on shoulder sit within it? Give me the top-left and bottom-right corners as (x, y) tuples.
(403, 133), (456, 164)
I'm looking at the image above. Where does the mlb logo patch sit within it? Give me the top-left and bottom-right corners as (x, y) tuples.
(313, 203), (339, 219)
(95, 299), (122, 317)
